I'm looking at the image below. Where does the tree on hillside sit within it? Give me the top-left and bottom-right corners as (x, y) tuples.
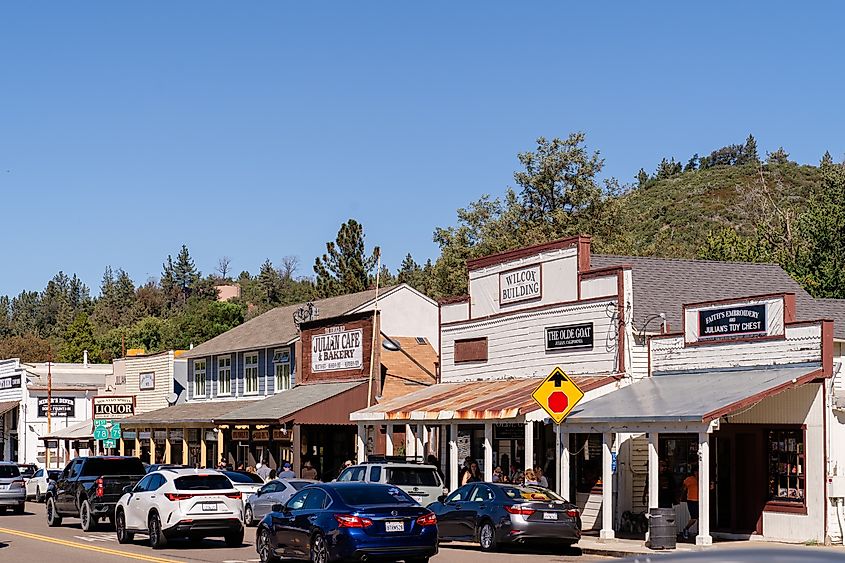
(743, 134), (759, 163)
(820, 151), (834, 168)
(60, 313), (100, 362)
(636, 168), (650, 187)
(93, 267), (137, 331)
(216, 256), (232, 280)
(314, 220), (380, 298)
(767, 147), (791, 165)
(684, 154), (699, 172)
(396, 254), (436, 297)
(0, 333), (53, 363)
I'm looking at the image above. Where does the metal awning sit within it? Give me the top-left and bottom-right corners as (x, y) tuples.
(565, 364), (823, 425)
(0, 401), (18, 417)
(41, 419), (94, 441)
(351, 375), (619, 422)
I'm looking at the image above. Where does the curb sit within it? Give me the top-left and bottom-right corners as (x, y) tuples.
(581, 546), (653, 558)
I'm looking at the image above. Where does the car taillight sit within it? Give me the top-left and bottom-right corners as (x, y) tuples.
(225, 492), (242, 500)
(416, 512), (437, 527)
(334, 514), (373, 528)
(165, 493), (194, 501)
(504, 505), (535, 516)
(566, 509), (580, 518)
(95, 478), (104, 498)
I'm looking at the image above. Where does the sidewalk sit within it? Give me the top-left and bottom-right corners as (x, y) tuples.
(577, 535), (845, 559)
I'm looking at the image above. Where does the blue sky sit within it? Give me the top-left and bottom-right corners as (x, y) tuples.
(1, 2), (843, 297)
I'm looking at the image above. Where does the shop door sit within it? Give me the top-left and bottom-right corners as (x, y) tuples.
(734, 432), (766, 534)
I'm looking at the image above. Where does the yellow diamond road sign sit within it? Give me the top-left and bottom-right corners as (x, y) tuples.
(531, 367), (585, 424)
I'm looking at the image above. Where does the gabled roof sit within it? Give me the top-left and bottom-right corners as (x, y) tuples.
(591, 254), (845, 339)
(181, 286), (402, 359)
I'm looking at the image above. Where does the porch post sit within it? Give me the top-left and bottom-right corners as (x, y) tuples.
(600, 432), (615, 540)
(385, 424), (394, 456)
(119, 437), (125, 456)
(182, 427), (189, 465)
(149, 428), (156, 465)
(356, 423), (366, 463)
(217, 427), (224, 467)
(697, 431), (712, 546)
(200, 431), (207, 468)
(483, 422), (493, 483)
(134, 432), (140, 460)
(416, 423), (424, 460)
(648, 432), (659, 509)
(164, 429), (172, 464)
(524, 421), (534, 473)
(405, 424), (415, 458)
(560, 430), (571, 501)
(449, 422), (459, 491)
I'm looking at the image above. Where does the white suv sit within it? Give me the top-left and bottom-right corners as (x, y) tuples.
(337, 462), (447, 505)
(114, 468), (244, 549)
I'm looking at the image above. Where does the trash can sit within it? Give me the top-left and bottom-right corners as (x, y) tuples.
(647, 507), (676, 550)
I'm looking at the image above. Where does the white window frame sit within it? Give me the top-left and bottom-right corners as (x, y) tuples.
(244, 352), (260, 395)
(274, 348), (291, 393)
(193, 360), (207, 398)
(217, 356), (232, 396)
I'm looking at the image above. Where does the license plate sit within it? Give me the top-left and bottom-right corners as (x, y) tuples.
(202, 502), (217, 511)
(385, 521), (404, 532)
(543, 512), (559, 520)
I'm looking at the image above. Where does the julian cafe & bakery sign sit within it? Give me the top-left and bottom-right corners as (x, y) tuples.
(311, 325), (364, 372)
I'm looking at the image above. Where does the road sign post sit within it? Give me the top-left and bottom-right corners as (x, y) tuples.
(531, 366), (585, 424)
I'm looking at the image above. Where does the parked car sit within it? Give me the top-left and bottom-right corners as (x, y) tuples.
(145, 464), (190, 474)
(17, 463), (38, 481)
(26, 468), (61, 502)
(45, 456), (147, 531)
(221, 470), (264, 510)
(427, 482), (581, 552)
(336, 461), (447, 506)
(244, 478), (316, 526)
(255, 482), (438, 563)
(114, 468), (244, 549)
(0, 462), (26, 514)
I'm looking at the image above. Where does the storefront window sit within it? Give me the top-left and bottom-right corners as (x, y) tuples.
(245, 353), (259, 394)
(767, 428), (805, 504)
(218, 356), (231, 396)
(194, 360), (206, 397)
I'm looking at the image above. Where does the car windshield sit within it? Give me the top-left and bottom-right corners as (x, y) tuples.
(499, 485), (565, 502)
(386, 467), (440, 487)
(80, 458), (146, 477)
(290, 481), (312, 491)
(175, 475), (233, 490)
(224, 471), (264, 484)
(337, 485), (417, 506)
(0, 465), (21, 478)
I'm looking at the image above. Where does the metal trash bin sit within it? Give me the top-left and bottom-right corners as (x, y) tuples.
(647, 507), (676, 550)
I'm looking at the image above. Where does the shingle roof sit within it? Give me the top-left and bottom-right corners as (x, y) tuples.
(216, 381), (366, 423)
(591, 254), (845, 338)
(181, 287), (397, 359)
(119, 400), (255, 426)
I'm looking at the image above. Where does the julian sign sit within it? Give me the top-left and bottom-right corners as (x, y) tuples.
(500, 264), (542, 305)
(545, 323), (594, 351)
(311, 326), (364, 372)
(698, 304), (767, 339)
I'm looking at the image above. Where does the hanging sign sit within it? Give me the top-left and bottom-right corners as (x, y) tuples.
(499, 264), (542, 305)
(0, 374), (22, 390)
(698, 304), (767, 339)
(252, 429), (270, 441)
(272, 428), (291, 441)
(531, 366), (585, 424)
(545, 323), (594, 351)
(311, 327), (364, 372)
(231, 429), (250, 441)
(38, 397), (75, 418)
(93, 396), (135, 419)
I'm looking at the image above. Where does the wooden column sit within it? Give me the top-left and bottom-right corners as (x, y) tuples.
(560, 430), (571, 500)
(292, 425), (301, 477)
(600, 432), (615, 540)
(119, 437), (125, 456)
(697, 432), (712, 546)
(200, 431), (207, 468)
(149, 429), (155, 465)
(164, 429), (172, 464)
(648, 432), (659, 510)
(448, 422), (459, 491)
(135, 432), (140, 460)
(483, 422), (493, 483)
(415, 423), (424, 459)
(356, 424), (366, 463)
(217, 427), (224, 467)
(524, 421), (534, 472)
(182, 428), (189, 465)
(385, 424), (394, 456)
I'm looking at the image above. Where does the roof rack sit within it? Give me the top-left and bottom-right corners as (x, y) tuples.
(363, 455), (426, 465)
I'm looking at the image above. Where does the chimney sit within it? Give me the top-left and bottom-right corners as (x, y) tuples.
(83, 350), (88, 367)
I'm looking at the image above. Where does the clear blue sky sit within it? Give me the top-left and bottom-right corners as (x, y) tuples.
(2, 2), (843, 297)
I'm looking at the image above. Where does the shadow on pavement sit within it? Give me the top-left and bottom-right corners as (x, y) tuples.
(442, 542), (584, 557)
(123, 538), (253, 551)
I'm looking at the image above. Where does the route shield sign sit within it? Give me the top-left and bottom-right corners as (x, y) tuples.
(531, 366), (585, 424)
(102, 439), (117, 449)
(93, 426), (109, 440)
(110, 423), (122, 440)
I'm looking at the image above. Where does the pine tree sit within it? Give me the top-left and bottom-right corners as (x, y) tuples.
(314, 219), (380, 298)
(767, 147), (790, 165)
(636, 168), (650, 187)
(684, 154), (699, 172)
(742, 134), (759, 164)
(173, 245), (200, 292)
(258, 259), (284, 305)
(821, 151), (834, 168)
(59, 312), (100, 362)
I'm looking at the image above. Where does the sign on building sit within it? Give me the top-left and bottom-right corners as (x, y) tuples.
(311, 326), (364, 372)
(0, 374), (22, 390)
(698, 304), (767, 340)
(37, 397), (75, 418)
(93, 396), (136, 419)
(139, 371), (155, 390)
(545, 322), (594, 351)
(499, 264), (542, 305)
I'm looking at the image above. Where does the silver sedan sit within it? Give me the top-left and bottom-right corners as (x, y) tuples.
(243, 478), (316, 526)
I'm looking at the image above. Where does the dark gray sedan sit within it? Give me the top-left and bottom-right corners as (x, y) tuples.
(428, 482), (581, 551)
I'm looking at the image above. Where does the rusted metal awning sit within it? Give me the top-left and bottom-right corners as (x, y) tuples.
(350, 375), (619, 422)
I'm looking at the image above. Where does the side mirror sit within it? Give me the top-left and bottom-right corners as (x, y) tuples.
(271, 503), (284, 513)
(122, 485), (133, 495)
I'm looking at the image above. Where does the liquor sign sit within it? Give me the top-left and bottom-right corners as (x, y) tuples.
(311, 326), (364, 372)
(93, 396), (135, 419)
(545, 323), (594, 351)
(0, 374), (22, 390)
(698, 304), (767, 340)
(37, 397), (75, 418)
(499, 264), (542, 305)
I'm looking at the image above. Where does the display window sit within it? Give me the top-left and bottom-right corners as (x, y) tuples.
(767, 428), (805, 506)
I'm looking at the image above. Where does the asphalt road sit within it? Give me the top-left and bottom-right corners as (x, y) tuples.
(0, 502), (607, 563)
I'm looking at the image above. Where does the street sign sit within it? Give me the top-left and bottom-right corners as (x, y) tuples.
(531, 366), (585, 424)
(102, 439), (116, 449)
(110, 423), (122, 440)
(94, 419), (109, 428)
(93, 427), (109, 440)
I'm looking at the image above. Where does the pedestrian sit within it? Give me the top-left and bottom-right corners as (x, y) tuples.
(246, 465), (256, 474)
(492, 466), (503, 482)
(461, 460), (482, 485)
(268, 468), (277, 480)
(535, 466), (549, 488)
(278, 462), (295, 479)
(681, 467), (700, 540)
(256, 462), (271, 481)
(523, 468), (539, 486)
(217, 457), (227, 471)
(301, 461), (319, 480)
(237, 463), (245, 471)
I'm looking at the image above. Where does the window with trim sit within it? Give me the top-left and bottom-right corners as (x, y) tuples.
(193, 360), (207, 398)
(244, 352), (259, 394)
(274, 349), (291, 392)
(767, 428), (805, 506)
(218, 356), (231, 396)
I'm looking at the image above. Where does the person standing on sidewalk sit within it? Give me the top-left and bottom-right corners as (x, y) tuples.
(680, 468), (700, 539)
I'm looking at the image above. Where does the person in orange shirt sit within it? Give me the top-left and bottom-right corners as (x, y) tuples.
(681, 468), (700, 539)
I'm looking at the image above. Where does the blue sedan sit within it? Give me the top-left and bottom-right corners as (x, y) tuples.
(255, 482), (438, 563)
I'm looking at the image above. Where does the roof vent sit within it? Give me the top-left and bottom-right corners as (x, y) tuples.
(415, 337), (427, 345)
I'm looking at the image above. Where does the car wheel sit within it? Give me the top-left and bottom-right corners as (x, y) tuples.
(35, 487), (43, 503)
(80, 499), (98, 532)
(13, 503), (25, 515)
(148, 511), (168, 549)
(115, 510), (134, 544)
(224, 526), (244, 547)
(479, 521), (498, 552)
(258, 527), (280, 563)
(46, 497), (62, 526)
(310, 532), (330, 563)
(244, 504), (255, 526)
